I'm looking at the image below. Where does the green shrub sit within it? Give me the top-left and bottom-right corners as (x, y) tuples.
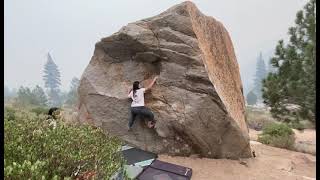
(30, 106), (49, 116)
(258, 122), (295, 149)
(4, 106), (16, 121)
(4, 108), (125, 179)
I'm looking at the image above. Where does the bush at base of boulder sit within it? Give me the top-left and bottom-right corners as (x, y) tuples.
(4, 107), (125, 179)
(258, 122), (295, 149)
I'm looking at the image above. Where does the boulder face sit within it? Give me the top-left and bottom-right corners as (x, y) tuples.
(78, 1), (251, 159)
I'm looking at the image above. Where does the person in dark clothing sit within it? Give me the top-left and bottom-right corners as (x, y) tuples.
(127, 76), (158, 130)
(47, 107), (60, 119)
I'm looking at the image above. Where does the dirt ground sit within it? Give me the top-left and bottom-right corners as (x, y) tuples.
(158, 140), (316, 180)
(249, 128), (316, 155)
(292, 129), (316, 155)
(63, 108), (315, 179)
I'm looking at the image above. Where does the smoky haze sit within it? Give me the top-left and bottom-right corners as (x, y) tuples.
(4, 0), (307, 92)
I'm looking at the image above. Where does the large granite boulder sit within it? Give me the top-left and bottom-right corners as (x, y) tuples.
(78, 1), (252, 159)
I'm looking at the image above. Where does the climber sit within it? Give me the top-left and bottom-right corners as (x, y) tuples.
(127, 76), (158, 131)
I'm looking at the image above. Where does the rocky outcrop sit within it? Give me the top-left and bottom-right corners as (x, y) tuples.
(78, 1), (251, 159)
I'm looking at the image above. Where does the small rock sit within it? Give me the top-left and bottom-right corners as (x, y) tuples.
(239, 160), (248, 167)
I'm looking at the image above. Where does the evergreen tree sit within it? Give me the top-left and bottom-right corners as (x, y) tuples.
(70, 77), (80, 91)
(59, 91), (69, 105)
(43, 53), (62, 106)
(253, 52), (267, 101)
(65, 77), (80, 105)
(262, 0), (315, 123)
(47, 89), (62, 107)
(32, 85), (48, 106)
(246, 91), (258, 105)
(267, 57), (277, 74)
(17, 86), (33, 106)
(16, 85), (48, 106)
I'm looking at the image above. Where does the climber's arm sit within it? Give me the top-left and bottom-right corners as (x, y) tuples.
(145, 76), (158, 92)
(128, 88), (133, 98)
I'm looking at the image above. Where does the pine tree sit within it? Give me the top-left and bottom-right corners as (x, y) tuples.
(262, 0), (315, 123)
(43, 53), (62, 106)
(16, 85), (48, 106)
(268, 61), (277, 74)
(17, 86), (33, 106)
(253, 52), (267, 101)
(32, 85), (48, 106)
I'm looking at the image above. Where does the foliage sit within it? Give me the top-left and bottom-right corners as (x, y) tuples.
(4, 106), (16, 121)
(266, 53), (277, 74)
(16, 86), (33, 106)
(4, 108), (125, 179)
(43, 53), (62, 106)
(245, 106), (275, 131)
(258, 122), (295, 149)
(262, 0), (316, 123)
(65, 77), (80, 106)
(288, 121), (304, 130)
(32, 85), (48, 106)
(30, 107), (50, 116)
(246, 91), (258, 105)
(253, 52), (267, 100)
(16, 86), (48, 107)
(47, 89), (62, 107)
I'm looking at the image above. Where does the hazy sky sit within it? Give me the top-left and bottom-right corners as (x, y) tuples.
(4, 0), (307, 92)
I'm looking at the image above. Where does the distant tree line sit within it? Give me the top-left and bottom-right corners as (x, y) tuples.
(5, 53), (80, 108)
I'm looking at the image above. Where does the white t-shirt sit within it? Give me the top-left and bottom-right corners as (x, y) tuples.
(128, 88), (146, 107)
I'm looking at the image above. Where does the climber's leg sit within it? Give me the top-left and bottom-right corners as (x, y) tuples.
(139, 107), (154, 120)
(139, 107), (156, 128)
(128, 108), (137, 129)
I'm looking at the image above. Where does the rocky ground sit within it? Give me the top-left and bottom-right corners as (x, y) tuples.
(159, 141), (315, 180)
